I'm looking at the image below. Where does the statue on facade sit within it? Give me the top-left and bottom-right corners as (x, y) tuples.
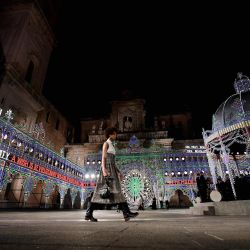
(92, 124), (96, 134)
(98, 120), (103, 134)
(60, 147), (65, 157)
(124, 116), (132, 131)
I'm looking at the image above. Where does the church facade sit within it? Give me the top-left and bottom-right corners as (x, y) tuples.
(0, 0), (74, 153)
(0, 1), (79, 209)
(66, 98), (208, 208)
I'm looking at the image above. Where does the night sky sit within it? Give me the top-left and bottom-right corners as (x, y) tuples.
(43, 3), (250, 138)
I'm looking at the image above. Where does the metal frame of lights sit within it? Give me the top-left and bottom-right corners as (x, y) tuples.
(203, 121), (250, 199)
(203, 73), (250, 199)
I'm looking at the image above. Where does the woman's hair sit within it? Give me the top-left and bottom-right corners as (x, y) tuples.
(105, 127), (118, 139)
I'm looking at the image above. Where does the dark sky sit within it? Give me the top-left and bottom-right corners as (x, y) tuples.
(43, 3), (250, 137)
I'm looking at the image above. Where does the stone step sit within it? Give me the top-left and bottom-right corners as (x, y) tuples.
(203, 206), (215, 216)
(189, 203), (215, 216)
(193, 202), (214, 207)
(213, 200), (250, 215)
(189, 200), (250, 216)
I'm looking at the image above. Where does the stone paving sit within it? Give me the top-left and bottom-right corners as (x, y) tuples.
(0, 209), (250, 249)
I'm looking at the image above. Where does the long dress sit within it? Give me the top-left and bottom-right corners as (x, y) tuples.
(91, 138), (126, 204)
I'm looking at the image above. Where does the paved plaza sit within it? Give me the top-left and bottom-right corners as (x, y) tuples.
(0, 209), (250, 249)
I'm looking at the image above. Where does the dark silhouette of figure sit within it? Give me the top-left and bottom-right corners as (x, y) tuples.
(245, 175), (250, 200)
(165, 200), (169, 210)
(224, 175), (235, 201)
(235, 175), (250, 200)
(152, 197), (157, 209)
(56, 191), (61, 209)
(52, 186), (61, 209)
(63, 188), (72, 209)
(4, 182), (11, 200)
(216, 176), (226, 201)
(160, 199), (164, 209)
(138, 195), (145, 210)
(196, 173), (208, 202)
(234, 176), (242, 200)
(73, 191), (81, 209)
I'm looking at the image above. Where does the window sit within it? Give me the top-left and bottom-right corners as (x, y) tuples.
(66, 127), (73, 143)
(25, 60), (34, 84)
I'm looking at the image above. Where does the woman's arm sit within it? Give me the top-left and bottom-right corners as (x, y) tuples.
(101, 142), (109, 177)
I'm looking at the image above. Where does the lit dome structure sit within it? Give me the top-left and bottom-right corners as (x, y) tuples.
(212, 73), (250, 132)
(203, 73), (250, 199)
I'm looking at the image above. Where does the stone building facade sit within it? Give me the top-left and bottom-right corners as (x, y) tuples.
(65, 97), (195, 166)
(65, 97), (207, 208)
(0, 0), (74, 153)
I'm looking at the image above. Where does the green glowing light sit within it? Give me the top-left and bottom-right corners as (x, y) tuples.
(127, 176), (144, 199)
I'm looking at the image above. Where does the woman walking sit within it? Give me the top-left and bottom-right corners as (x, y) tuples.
(85, 127), (139, 222)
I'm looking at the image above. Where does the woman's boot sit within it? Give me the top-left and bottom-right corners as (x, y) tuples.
(120, 202), (139, 221)
(85, 202), (98, 222)
(123, 202), (139, 217)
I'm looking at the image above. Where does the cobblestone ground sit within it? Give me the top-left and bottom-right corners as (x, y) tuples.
(0, 209), (250, 250)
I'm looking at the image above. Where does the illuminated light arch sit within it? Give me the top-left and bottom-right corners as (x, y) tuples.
(121, 169), (154, 208)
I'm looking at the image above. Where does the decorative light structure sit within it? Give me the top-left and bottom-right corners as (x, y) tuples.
(121, 169), (154, 207)
(4, 109), (14, 122)
(203, 73), (250, 199)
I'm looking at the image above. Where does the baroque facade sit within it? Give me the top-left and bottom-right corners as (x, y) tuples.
(0, 0), (74, 153)
(66, 98), (208, 208)
(0, 1), (79, 209)
(66, 99), (193, 165)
